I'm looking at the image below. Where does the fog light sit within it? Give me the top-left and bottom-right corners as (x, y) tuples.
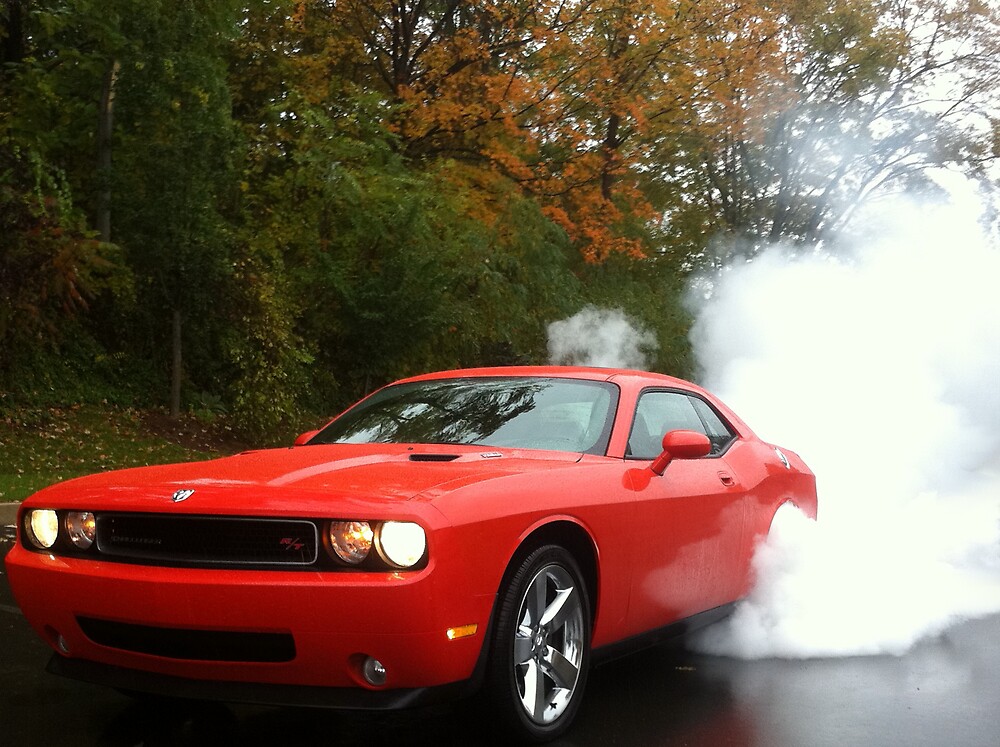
(65, 512), (96, 549)
(25, 509), (59, 549)
(362, 656), (387, 687)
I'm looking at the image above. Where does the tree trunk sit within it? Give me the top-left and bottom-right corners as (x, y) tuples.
(97, 59), (120, 243)
(601, 111), (621, 200)
(170, 309), (182, 418)
(1, 1), (26, 64)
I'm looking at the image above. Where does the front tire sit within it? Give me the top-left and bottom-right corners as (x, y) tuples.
(484, 545), (591, 743)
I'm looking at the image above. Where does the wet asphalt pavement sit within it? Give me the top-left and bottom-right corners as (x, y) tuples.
(3, 533), (999, 746)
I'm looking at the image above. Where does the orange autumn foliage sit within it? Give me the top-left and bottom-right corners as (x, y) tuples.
(285, 0), (791, 262)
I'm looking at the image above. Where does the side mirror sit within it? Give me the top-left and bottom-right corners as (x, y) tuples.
(650, 430), (711, 476)
(294, 430), (320, 446)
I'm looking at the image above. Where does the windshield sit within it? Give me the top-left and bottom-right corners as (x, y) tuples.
(311, 377), (619, 455)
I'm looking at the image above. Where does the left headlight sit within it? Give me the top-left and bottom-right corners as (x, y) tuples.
(23, 509), (98, 551)
(24, 509), (59, 550)
(376, 521), (427, 569)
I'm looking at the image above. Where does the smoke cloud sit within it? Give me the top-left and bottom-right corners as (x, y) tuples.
(689, 179), (1000, 658)
(547, 305), (656, 369)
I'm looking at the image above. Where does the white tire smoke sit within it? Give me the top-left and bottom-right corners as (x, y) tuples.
(689, 183), (1000, 658)
(547, 306), (657, 369)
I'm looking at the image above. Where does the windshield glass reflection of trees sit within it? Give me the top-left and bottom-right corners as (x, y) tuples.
(313, 378), (617, 454)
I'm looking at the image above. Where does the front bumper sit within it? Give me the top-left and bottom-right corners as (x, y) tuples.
(46, 654), (475, 710)
(5, 543), (492, 699)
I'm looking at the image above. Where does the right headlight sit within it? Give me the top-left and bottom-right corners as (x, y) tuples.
(376, 521), (427, 569)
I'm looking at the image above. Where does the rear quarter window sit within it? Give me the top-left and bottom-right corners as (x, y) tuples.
(627, 390), (736, 459)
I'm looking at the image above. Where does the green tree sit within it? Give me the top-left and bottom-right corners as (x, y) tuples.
(228, 2), (584, 413)
(104, 1), (242, 416)
(6, 0), (998, 430)
(0, 142), (128, 380)
(1, 1), (245, 416)
(0, 1), (131, 393)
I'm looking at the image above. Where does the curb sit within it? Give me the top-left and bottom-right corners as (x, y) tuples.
(1, 502), (20, 529)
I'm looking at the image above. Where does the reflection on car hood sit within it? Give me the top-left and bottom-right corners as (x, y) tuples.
(27, 443), (587, 513)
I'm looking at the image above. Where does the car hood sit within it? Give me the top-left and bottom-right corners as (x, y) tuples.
(26, 443), (588, 515)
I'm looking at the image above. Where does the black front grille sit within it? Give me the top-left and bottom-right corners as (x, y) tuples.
(96, 514), (319, 565)
(77, 616), (296, 662)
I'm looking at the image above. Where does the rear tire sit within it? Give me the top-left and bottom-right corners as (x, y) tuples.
(484, 544), (591, 743)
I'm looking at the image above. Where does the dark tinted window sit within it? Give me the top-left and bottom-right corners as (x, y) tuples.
(312, 378), (619, 455)
(627, 390), (735, 459)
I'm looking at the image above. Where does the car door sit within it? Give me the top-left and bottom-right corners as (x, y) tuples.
(622, 389), (749, 637)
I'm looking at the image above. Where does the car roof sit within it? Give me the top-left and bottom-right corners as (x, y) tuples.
(395, 366), (700, 391)
(337, 366), (755, 446)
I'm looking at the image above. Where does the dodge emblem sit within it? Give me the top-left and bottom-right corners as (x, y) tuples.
(171, 489), (195, 503)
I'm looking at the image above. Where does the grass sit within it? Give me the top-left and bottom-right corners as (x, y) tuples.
(0, 404), (244, 503)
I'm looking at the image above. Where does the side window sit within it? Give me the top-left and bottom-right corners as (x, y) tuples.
(627, 390), (736, 459)
(689, 397), (736, 455)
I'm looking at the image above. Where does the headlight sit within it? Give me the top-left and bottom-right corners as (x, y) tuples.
(65, 511), (96, 549)
(328, 520), (374, 564)
(376, 521), (427, 569)
(24, 509), (59, 550)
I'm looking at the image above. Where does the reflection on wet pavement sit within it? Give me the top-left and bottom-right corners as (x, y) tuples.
(3, 538), (998, 746)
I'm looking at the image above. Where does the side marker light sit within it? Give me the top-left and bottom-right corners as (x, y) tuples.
(446, 624), (479, 641)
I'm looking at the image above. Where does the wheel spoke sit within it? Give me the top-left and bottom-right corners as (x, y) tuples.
(527, 571), (547, 625)
(539, 585), (575, 629)
(542, 645), (579, 690)
(520, 659), (549, 721)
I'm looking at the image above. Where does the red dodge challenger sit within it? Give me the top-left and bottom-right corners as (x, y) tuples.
(5, 366), (816, 742)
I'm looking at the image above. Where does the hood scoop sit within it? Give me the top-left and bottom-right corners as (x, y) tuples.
(408, 453), (460, 463)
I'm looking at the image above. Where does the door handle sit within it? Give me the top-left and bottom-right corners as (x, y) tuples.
(718, 472), (735, 487)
